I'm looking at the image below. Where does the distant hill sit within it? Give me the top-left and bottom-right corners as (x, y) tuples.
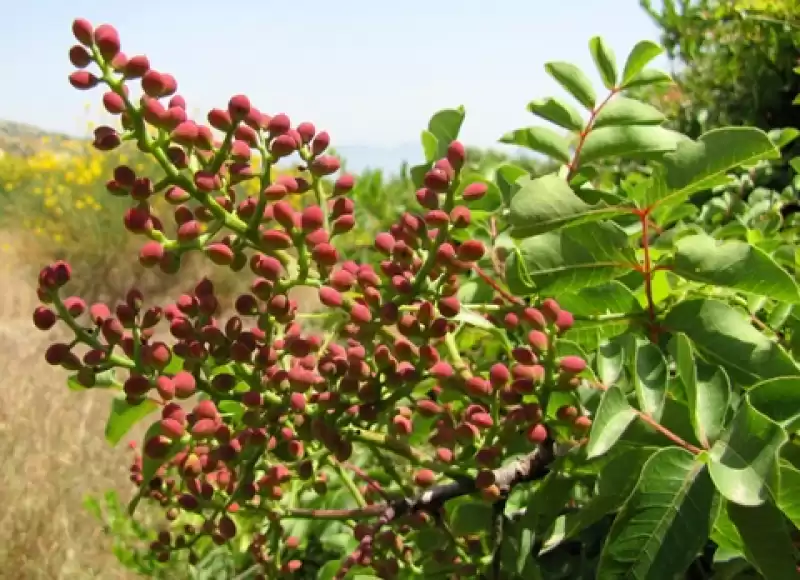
(0, 119), (424, 173)
(0, 120), (79, 158)
(0, 119), (539, 176)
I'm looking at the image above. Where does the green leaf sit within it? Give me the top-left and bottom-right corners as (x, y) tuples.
(558, 281), (643, 318)
(708, 401), (786, 506)
(527, 97), (584, 132)
(663, 299), (800, 385)
(579, 125), (685, 165)
(563, 447), (655, 540)
(544, 61), (597, 110)
(589, 36), (618, 89)
(633, 342), (667, 422)
(506, 221), (636, 295)
(712, 499), (745, 558)
(746, 377), (800, 430)
(593, 97), (666, 128)
(67, 369), (119, 391)
(508, 174), (629, 238)
(623, 68), (673, 89)
(495, 163), (529, 206)
(621, 41), (664, 86)
(663, 127), (781, 196)
(105, 396), (159, 446)
(672, 333), (730, 448)
(586, 385), (637, 459)
(597, 447), (716, 580)
(162, 354), (184, 375)
(454, 307), (494, 330)
(672, 234), (800, 303)
(728, 500), (798, 579)
(777, 463), (800, 528)
(500, 520), (540, 578)
(449, 500), (493, 536)
(596, 333), (633, 387)
(421, 130), (438, 163)
(769, 127), (799, 149)
(499, 127), (572, 164)
(427, 107), (465, 159)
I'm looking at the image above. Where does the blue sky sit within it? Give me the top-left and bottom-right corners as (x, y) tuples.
(0, 1), (670, 169)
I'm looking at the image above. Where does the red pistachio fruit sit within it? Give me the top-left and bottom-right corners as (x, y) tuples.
(559, 355), (586, 375)
(414, 468), (436, 488)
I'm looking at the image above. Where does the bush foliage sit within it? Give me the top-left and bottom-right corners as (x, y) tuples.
(30, 15), (800, 580)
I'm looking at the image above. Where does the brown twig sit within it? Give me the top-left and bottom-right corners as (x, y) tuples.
(591, 381), (703, 454)
(472, 264), (524, 306)
(341, 460), (391, 501)
(332, 437), (556, 579)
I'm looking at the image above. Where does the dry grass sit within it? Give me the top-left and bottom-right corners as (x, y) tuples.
(0, 246), (144, 579)
(0, 231), (325, 580)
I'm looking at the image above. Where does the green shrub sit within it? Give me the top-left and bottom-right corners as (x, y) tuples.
(33, 16), (800, 579)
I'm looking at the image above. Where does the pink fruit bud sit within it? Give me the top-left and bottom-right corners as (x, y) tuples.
(311, 131), (330, 155)
(319, 286), (343, 308)
(33, 306), (57, 330)
(228, 94), (250, 120)
(310, 155), (340, 176)
(414, 468), (435, 488)
(124, 55), (150, 78)
(463, 182), (488, 201)
(206, 243), (235, 265)
(437, 296), (460, 317)
(424, 169), (449, 192)
(392, 415), (413, 435)
(447, 140), (466, 170)
(69, 71), (99, 90)
(466, 377), (492, 397)
(430, 361), (454, 380)
(559, 355), (586, 375)
(489, 363), (509, 386)
(416, 187), (440, 209)
(69, 45), (92, 68)
(301, 206), (324, 232)
(72, 18), (94, 45)
(556, 309), (574, 333)
(94, 24), (121, 60)
(268, 113), (291, 135)
(541, 298), (561, 323)
(527, 423), (548, 443)
(334, 174), (354, 195)
(450, 205), (471, 228)
(457, 239), (485, 262)
(350, 303), (372, 324)
(173, 371), (196, 398)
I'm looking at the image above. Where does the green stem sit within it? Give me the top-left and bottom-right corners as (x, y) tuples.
(331, 460), (368, 509)
(51, 295), (135, 369)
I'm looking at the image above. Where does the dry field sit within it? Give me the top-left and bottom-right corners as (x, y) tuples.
(0, 244), (138, 579)
(0, 234), (323, 579)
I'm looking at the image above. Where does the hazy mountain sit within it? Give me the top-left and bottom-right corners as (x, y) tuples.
(0, 119), (424, 174)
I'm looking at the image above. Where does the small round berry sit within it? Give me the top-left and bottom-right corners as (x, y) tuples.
(527, 423), (548, 443)
(414, 468), (436, 488)
(69, 71), (99, 90)
(72, 18), (94, 46)
(447, 140), (466, 170)
(33, 306), (57, 330)
(559, 355), (586, 375)
(228, 94), (250, 120)
(318, 286), (343, 308)
(463, 182), (488, 201)
(69, 45), (92, 68)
